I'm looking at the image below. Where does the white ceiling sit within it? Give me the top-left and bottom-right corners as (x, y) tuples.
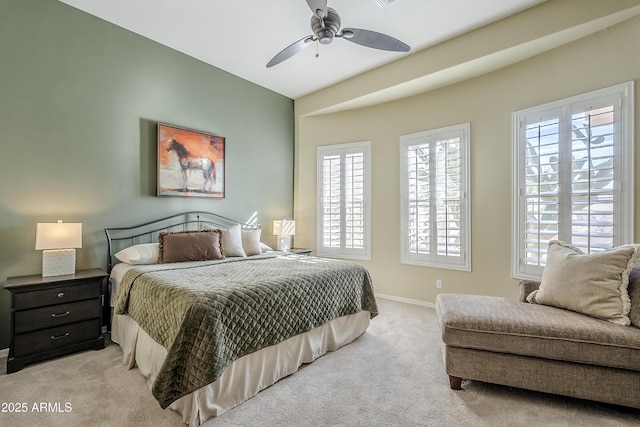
(57, 0), (545, 99)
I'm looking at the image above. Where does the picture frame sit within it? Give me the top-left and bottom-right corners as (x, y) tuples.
(157, 123), (225, 198)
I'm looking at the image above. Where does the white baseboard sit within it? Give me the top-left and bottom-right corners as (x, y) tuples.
(0, 348), (8, 358)
(376, 293), (436, 309)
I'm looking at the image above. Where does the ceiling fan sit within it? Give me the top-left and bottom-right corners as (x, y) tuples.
(266, 0), (411, 68)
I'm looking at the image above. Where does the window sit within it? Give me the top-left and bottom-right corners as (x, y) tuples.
(317, 141), (371, 259)
(400, 123), (470, 271)
(513, 82), (634, 279)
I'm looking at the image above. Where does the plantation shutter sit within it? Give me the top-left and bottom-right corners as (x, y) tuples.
(344, 152), (365, 249)
(401, 124), (470, 271)
(321, 154), (342, 249)
(406, 143), (431, 255)
(513, 82), (633, 279)
(521, 112), (562, 271)
(435, 136), (463, 258)
(317, 142), (371, 259)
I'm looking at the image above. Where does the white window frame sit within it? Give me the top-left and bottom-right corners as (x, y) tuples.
(512, 82), (634, 280)
(400, 123), (471, 271)
(316, 141), (371, 260)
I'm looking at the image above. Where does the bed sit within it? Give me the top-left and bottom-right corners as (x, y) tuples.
(104, 211), (378, 426)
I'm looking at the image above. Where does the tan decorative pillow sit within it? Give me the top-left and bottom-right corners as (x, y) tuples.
(221, 224), (247, 257)
(527, 240), (639, 326)
(157, 229), (224, 263)
(241, 229), (262, 256)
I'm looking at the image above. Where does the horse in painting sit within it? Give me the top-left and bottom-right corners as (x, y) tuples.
(166, 138), (216, 193)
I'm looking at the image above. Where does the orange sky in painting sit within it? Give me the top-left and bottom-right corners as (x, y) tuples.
(158, 124), (224, 167)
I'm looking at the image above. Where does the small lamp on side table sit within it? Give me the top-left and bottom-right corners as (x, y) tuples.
(273, 219), (295, 252)
(35, 220), (82, 277)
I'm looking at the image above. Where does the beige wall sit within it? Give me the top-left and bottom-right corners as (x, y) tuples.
(294, 12), (640, 304)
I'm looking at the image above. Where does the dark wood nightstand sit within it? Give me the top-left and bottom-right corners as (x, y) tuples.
(4, 268), (107, 373)
(290, 248), (312, 255)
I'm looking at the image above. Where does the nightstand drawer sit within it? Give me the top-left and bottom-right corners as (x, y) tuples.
(14, 281), (101, 310)
(13, 319), (101, 357)
(14, 299), (101, 334)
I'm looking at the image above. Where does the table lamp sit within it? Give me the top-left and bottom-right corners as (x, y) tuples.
(273, 219), (295, 252)
(35, 220), (82, 277)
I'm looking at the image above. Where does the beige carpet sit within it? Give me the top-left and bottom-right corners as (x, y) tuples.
(1, 298), (638, 426)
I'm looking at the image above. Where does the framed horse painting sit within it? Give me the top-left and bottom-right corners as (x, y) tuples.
(157, 123), (225, 198)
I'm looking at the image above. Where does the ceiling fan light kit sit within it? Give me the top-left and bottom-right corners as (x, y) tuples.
(266, 0), (411, 68)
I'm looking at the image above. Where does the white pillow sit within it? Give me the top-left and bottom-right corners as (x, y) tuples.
(221, 224), (246, 257)
(242, 229), (262, 256)
(114, 243), (159, 265)
(260, 242), (273, 253)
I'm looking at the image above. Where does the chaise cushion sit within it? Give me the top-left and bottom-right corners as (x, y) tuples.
(436, 293), (640, 372)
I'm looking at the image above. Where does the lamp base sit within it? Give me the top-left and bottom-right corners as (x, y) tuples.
(42, 249), (76, 277)
(276, 236), (291, 252)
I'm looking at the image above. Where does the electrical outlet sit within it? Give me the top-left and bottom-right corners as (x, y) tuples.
(436, 279), (442, 289)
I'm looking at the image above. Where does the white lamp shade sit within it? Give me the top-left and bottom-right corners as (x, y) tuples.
(35, 222), (82, 250)
(273, 220), (295, 236)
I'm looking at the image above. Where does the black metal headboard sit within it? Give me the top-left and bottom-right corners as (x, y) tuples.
(104, 211), (260, 273)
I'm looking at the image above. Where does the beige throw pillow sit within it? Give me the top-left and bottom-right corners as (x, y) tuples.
(527, 240), (639, 326)
(241, 229), (262, 256)
(221, 224), (247, 257)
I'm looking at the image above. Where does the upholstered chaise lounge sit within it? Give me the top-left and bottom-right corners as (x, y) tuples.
(436, 243), (640, 409)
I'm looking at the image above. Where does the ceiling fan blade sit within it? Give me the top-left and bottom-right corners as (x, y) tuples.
(306, 0), (328, 19)
(340, 28), (410, 52)
(266, 36), (315, 68)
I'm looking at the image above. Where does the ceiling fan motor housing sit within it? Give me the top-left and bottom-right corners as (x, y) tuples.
(311, 7), (341, 44)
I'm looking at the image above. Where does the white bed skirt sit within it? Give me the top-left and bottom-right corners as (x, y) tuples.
(111, 311), (371, 426)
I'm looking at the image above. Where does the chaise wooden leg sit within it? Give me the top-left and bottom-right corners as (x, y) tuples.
(449, 375), (462, 390)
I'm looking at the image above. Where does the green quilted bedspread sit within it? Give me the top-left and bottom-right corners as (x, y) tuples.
(114, 254), (378, 408)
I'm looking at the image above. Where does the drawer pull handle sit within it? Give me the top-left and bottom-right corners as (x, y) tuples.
(51, 311), (71, 318)
(50, 332), (70, 341)
(57, 292), (65, 299)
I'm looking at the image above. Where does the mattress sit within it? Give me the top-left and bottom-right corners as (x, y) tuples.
(109, 262), (134, 307)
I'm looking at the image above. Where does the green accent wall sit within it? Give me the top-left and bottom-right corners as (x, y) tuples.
(0, 1), (294, 348)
